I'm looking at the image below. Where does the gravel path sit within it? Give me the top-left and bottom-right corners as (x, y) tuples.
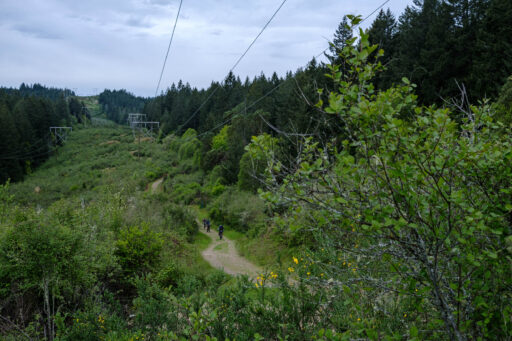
(199, 224), (262, 278)
(150, 177), (164, 193)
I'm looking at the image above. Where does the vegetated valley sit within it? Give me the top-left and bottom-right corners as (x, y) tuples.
(1, 4), (512, 341)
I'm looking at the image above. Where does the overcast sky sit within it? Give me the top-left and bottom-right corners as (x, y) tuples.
(0, 0), (411, 97)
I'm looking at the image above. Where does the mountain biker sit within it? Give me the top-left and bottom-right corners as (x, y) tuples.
(202, 218), (207, 230)
(206, 219), (211, 232)
(218, 224), (224, 240)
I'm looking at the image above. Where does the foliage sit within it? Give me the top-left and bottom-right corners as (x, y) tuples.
(496, 75), (512, 125)
(163, 203), (198, 241)
(211, 125), (229, 151)
(238, 133), (280, 192)
(257, 17), (512, 340)
(2, 4), (512, 339)
(55, 291), (127, 341)
(115, 224), (164, 277)
(0, 201), (94, 340)
(209, 188), (267, 233)
(132, 277), (179, 335)
(98, 89), (146, 124)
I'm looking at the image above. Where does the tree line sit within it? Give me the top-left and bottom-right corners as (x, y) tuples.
(0, 85), (90, 183)
(143, 0), (512, 127)
(367, 0), (512, 103)
(98, 89), (147, 124)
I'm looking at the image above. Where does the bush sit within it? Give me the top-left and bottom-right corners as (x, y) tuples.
(208, 188), (267, 233)
(132, 277), (178, 335)
(155, 259), (185, 289)
(55, 291), (126, 341)
(114, 224), (163, 277)
(163, 204), (197, 241)
(169, 182), (202, 205)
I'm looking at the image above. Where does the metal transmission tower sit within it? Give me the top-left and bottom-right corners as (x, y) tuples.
(49, 127), (72, 145)
(128, 113), (159, 139)
(127, 113), (147, 129)
(132, 121), (160, 138)
(127, 113), (160, 160)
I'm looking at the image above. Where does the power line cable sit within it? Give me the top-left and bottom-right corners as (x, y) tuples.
(315, 0), (391, 59)
(155, 0), (184, 97)
(0, 135), (52, 159)
(171, 0), (392, 142)
(177, 0), (288, 133)
(0, 146), (56, 160)
(231, 0), (288, 73)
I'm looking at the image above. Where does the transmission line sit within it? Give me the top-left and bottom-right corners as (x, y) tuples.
(0, 146), (56, 160)
(177, 0), (289, 133)
(316, 0), (391, 59)
(0, 135), (52, 159)
(165, 0), (394, 142)
(155, 0), (184, 97)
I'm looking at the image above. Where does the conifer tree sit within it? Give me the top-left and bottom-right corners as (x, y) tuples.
(368, 9), (397, 89)
(325, 15), (353, 66)
(0, 103), (22, 182)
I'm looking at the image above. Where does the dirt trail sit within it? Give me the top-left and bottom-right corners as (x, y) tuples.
(150, 177), (164, 194)
(199, 223), (262, 278)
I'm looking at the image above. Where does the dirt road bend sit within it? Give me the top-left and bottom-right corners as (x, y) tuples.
(199, 223), (262, 278)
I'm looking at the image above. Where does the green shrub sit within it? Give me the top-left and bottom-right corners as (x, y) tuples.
(163, 204), (197, 241)
(169, 182), (201, 205)
(155, 259), (184, 289)
(208, 188), (267, 233)
(55, 291), (126, 341)
(114, 224), (163, 277)
(132, 277), (178, 335)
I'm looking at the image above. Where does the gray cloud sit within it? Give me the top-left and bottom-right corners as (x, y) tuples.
(0, 0), (411, 96)
(11, 24), (62, 40)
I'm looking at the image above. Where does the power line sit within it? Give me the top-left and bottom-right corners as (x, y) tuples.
(177, 0), (289, 133)
(316, 0), (391, 59)
(167, 0), (393, 142)
(0, 135), (51, 159)
(0, 146), (55, 160)
(155, 0), (184, 97)
(201, 2), (393, 138)
(231, 0), (288, 73)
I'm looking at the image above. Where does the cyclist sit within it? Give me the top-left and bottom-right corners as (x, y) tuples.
(218, 224), (224, 240)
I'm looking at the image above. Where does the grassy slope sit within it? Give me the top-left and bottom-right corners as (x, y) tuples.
(11, 124), (288, 278)
(10, 125), (216, 277)
(12, 126), (163, 206)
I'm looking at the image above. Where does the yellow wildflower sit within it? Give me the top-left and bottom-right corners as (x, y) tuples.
(288, 267), (295, 273)
(293, 257), (299, 264)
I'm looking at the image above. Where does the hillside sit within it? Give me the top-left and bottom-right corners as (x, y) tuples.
(1, 12), (512, 340)
(1, 124), (290, 340)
